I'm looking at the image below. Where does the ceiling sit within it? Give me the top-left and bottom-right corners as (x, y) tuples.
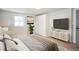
(0, 8), (66, 15)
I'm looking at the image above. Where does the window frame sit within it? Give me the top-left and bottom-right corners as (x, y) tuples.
(14, 16), (25, 27)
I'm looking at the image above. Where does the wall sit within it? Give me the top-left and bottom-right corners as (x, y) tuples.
(47, 9), (73, 42)
(0, 10), (33, 35)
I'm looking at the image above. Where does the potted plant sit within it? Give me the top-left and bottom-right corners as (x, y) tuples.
(28, 24), (34, 34)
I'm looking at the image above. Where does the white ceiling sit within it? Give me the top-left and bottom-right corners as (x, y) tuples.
(0, 8), (66, 15)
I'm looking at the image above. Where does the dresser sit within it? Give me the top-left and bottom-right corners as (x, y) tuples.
(51, 30), (70, 41)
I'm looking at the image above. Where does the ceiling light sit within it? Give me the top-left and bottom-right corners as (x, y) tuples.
(35, 8), (42, 9)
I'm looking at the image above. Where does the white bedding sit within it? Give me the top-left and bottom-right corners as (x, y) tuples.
(0, 42), (4, 51)
(12, 38), (30, 51)
(0, 32), (30, 51)
(0, 38), (30, 51)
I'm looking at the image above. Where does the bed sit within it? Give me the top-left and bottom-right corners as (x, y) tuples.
(0, 32), (59, 51)
(17, 35), (59, 51)
(0, 35), (59, 51)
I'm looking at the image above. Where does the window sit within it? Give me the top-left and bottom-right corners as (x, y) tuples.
(14, 16), (25, 27)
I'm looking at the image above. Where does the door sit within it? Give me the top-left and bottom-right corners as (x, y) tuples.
(76, 10), (79, 44)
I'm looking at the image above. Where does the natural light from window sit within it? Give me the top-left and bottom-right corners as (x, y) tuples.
(14, 16), (25, 27)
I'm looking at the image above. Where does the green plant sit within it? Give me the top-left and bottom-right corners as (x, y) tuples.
(28, 24), (34, 34)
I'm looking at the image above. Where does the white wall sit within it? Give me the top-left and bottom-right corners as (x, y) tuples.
(0, 10), (33, 35)
(47, 9), (71, 35)
(47, 9), (72, 41)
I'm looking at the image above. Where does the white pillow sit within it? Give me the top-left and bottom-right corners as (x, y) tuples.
(4, 33), (12, 39)
(0, 42), (4, 51)
(0, 27), (2, 32)
(0, 32), (3, 40)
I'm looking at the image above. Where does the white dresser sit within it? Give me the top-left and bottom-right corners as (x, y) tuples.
(51, 30), (70, 41)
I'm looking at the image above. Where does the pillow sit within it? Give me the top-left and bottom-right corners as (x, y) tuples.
(4, 33), (12, 39)
(0, 32), (3, 40)
(0, 27), (2, 32)
(0, 42), (4, 51)
(6, 31), (16, 38)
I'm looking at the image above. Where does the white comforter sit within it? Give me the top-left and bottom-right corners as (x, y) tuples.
(0, 38), (30, 51)
(0, 33), (30, 51)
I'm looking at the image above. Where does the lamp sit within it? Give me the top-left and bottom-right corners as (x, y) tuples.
(35, 8), (42, 9)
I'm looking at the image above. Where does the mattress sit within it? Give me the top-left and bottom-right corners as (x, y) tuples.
(19, 36), (59, 51)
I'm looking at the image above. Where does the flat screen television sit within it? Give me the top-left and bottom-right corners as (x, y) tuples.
(53, 18), (69, 30)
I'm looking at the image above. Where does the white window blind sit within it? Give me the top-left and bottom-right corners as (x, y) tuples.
(14, 16), (25, 27)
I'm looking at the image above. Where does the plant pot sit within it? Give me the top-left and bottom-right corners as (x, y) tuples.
(30, 31), (33, 34)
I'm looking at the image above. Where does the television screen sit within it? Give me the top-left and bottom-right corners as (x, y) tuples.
(53, 18), (69, 30)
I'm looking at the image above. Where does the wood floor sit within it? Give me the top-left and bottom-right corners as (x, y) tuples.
(30, 34), (79, 51)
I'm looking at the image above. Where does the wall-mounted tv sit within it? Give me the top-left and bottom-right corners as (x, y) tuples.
(53, 18), (69, 30)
